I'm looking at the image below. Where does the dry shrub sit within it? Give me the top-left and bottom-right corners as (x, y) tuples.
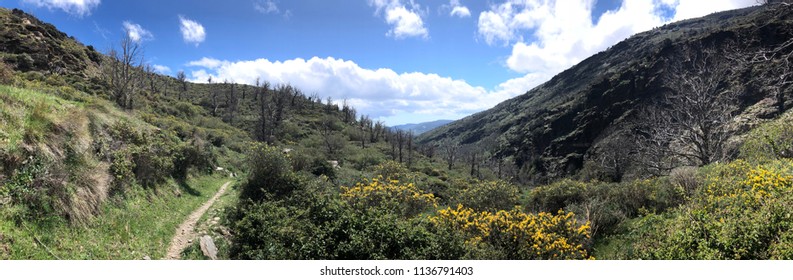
(669, 166), (699, 197)
(0, 61), (14, 85)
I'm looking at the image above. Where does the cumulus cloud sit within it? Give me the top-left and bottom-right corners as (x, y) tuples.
(447, 0), (471, 18)
(179, 15), (206, 46)
(669, 0), (757, 21)
(451, 6), (472, 18)
(152, 64), (171, 74)
(23, 0), (100, 17)
(187, 57), (223, 69)
(122, 21), (153, 42)
(479, 0), (757, 76)
(369, 0), (429, 39)
(185, 56), (541, 122)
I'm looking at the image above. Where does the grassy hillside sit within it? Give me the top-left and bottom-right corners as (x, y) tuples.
(2, 4), (793, 260)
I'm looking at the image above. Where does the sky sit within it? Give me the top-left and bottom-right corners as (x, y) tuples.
(3, 0), (758, 125)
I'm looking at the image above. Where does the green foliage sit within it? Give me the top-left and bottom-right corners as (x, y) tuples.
(614, 160), (793, 259)
(526, 179), (588, 212)
(526, 177), (683, 238)
(241, 143), (301, 201)
(740, 114), (793, 161)
(448, 179), (520, 212)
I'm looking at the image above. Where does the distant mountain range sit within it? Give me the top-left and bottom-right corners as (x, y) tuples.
(391, 119), (454, 135)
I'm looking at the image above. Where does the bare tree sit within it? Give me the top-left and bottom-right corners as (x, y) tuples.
(358, 115), (371, 148)
(104, 36), (143, 109)
(441, 139), (459, 170)
(749, 37), (793, 115)
(176, 70), (187, 101)
(226, 81), (238, 125)
(144, 64), (158, 94)
(257, 80), (275, 143)
(309, 92), (321, 109)
(372, 120), (385, 143)
(406, 130), (414, 168)
(320, 115), (346, 157)
(635, 46), (743, 174)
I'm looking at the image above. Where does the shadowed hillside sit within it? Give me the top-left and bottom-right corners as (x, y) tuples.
(419, 4), (793, 184)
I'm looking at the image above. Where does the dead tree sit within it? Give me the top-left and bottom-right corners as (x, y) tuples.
(441, 139), (459, 170)
(635, 46), (744, 174)
(226, 81), (238, 125)
(104, 36), (143, 110)
(177, 70), (187, 101)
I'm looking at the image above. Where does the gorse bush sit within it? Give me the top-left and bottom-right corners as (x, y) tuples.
(430, 205), (592, 259)
(622, 159), (793, 259)
(340, 177), (437, 217)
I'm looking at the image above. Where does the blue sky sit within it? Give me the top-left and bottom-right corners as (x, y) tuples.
(5, 0), (757, 125)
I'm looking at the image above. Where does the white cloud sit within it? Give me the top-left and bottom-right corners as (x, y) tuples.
(479, 0), (757, 76)
(447, 0), (471, 18)
(254, 0), (291, 18)
(23, 0), (100, 17)
(254, 0), (279, 14)
(122, 21), (153, 42)
(152, 64), (171, 74)
(187, 57), (223, 69)
(369, 0), (429, 39)
(451, 6), (471, 18)
(179, 15), (206, 46)
(186, 56), (540, 123)
(669, 0), (757, 21)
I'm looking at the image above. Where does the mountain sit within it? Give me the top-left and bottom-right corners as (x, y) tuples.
(391, 119), (454, 135)
(418, 3), (793, 183)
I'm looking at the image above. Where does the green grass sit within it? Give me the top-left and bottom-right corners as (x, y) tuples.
(0, 175), (232, 260)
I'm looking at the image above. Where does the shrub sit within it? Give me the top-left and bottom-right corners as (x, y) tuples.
(526, 179), (587, 212)
(310, 158), (336, 180)
(0, 61), (15, 85)
(242, 143), (301, 201)
(449, 179), (520, 212)
(741, 117), (793, 161)
(429, 205), (592, 259)
(624, 160), (793, 259)
(340, 177), (438, 217)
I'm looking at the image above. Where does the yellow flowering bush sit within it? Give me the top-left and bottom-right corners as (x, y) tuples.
(341, 177), (438, 217)
(430, 204), (592, 259)
(625, 159), (793, 259)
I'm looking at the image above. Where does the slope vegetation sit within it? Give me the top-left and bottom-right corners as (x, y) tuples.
(419, 4), (793, 182)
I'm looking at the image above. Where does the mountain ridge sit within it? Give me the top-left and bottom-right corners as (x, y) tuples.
(392, 119), (454, 135)
(418, 3), (793, 183)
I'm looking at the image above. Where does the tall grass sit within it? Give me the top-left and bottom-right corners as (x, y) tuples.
(0, 175), (232, 259)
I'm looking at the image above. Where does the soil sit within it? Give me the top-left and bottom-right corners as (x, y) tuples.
(164, 181), (231, 260)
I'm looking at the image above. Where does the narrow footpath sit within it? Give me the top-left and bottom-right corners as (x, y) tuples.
(165, 181), (232, 260)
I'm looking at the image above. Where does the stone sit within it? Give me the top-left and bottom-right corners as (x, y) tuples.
(199, 235), (218, 260)
(143, 255), (151, 260)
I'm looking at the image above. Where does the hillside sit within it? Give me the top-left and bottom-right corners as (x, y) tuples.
(3, 3), (793, 261)
(418, 4), (793, 183)
(392, 119), (454, 135)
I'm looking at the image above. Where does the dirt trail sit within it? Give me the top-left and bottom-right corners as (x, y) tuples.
(165, 181), (231, 260)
